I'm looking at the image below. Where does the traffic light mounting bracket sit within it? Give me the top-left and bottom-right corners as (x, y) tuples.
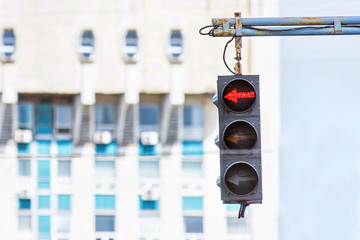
(200, 13), (360, 75)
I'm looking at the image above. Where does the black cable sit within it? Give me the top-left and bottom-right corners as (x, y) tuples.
(223, 36), (235, 75)
(245, 25), (360, 32)
(199, 25), (215, 36)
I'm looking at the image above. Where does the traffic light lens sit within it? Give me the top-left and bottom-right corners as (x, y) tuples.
(223, 121), (257, 151)
(223, 79), (255, 112)
(224, 162), (258, 195)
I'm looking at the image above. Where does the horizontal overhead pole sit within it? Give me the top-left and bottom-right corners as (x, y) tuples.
(212, 16), (360, 27)
(213, 26), (360, 37)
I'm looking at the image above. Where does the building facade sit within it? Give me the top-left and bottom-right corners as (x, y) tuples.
(0, 1), (279, 240)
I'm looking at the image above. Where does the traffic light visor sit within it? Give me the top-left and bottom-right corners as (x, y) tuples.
(222, 79), (255, 112)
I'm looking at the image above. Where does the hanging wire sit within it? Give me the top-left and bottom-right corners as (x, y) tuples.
(199, 25), (215, 36)
(223, 35), (236, 75)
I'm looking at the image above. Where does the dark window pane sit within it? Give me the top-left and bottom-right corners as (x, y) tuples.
(95, 104), (116, 132)
(18, 104), (33, 129)
(3, 29), (15, 57)
(95, 215), (115, 232)
(140, 105), (159, 126)
(184, 216), (203, 233)
(19, 199), (31, 209)
(36, 104), (52, 135)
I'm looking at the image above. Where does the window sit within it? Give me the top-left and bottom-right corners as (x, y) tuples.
(123, 30), (139, 61)
(181, 160), (202, 179)
(183, 105), (204, 141)
(18, 103), (33, 129)
(182, 197), (203, 211)
(19, 159), (31, 176)
(19, 199), (31, 209)
(139, 196), (159, 211)
(139, 215), (160, 234)
(95, 160), (115, 178)
(57, 140), (73, 155)
(139, 105), (160, 132)
(95, 195), (116, 210)
(58, 160), (71, 177)
(58, 195), (71, 210)
(55, 104), (72, 136)
(182, 141), (203, 156)
(38, 195), (51, 209)
(95, 142), (118, 156)
(95, 215), (115, 232)
(38, 215), (51, 233)
(38, 160), (50, 189)
(79, 30), (95, 62)
(95, 104), (116, 135)
(168, 30), (183, 61)
(227, 217), (247, 234)
(36, 103), (52, 136)
(19, 215), (31, 232)
(2, 29), (15, 61)
(139, 160), (159, 179)
(226, 204), (239, 212)
(57, 215), (71, 232)
(184, 216), (203, 233)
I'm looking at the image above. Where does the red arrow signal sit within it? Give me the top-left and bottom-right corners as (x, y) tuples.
(224, 89), (255, 103)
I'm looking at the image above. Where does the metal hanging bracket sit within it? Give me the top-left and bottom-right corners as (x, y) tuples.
(202, 14), (360, 74)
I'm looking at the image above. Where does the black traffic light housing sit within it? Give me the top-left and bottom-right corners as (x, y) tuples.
(215, 75), (262, 216)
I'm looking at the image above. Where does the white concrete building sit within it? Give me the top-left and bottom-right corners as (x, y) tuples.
(0, 1), (279, 240)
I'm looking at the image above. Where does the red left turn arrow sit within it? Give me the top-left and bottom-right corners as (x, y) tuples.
(224, 89), (255, 103)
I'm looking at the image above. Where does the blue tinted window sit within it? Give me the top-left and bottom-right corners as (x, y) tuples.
(139, 143), (158, 156)
(95, 215), (115, 232)
(57, 140), (73, 156)
(226, 204), (239, 212)
(19, 159), (31, 176)
(125, 30), (138, 58)
(38, 215), (51, 233)
(140, 105), (159, 126)
(95, 160), (115, 178)
(19, 199), (31, 209)
(37, 140), (51, 155)
(182, 141), (203, 156)
(182, 196), (203, 211)
(58, 160), (71, 177)
(95, 195), (116, 210)
(3, 29), (15, 58)
(183, 105), (204, 127)
(95, 104), (116, 126)
(18, 143), (31, 154)
(184, 216), (203, 233)
(139, 196), (159, 210)
(18, 103), (32, 129)
(80, 30), (94, 59)
(38, 160), (50, 189)
(139, 160), (159, 179)
(169, 30), (183, 58)
(36, 104), (52, 135)
(181, 161), (202, 179)
(55, 104), (72, 130)
(95, 141), (117, 156)
(58, 195), (71, 210)
(38, 195), (51, 209)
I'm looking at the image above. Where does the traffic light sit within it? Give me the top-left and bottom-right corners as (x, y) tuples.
(214, 75), (262, 216)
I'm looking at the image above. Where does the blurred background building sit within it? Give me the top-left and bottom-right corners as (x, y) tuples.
(0, 0), (279, 240)
(6, 0), (360, 240)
